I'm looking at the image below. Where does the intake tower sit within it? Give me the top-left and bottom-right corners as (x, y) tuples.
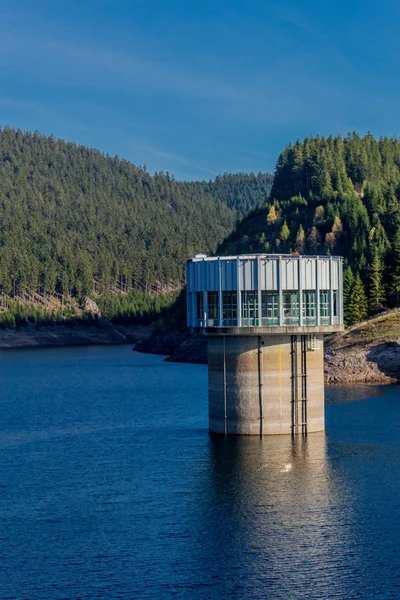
(186, 254), (344, 435)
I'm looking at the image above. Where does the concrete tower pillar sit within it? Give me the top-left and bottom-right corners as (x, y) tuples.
(208, 334), (324, 435)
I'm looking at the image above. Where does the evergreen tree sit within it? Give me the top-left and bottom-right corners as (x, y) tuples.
(348, 274), (368, 325)
(390, 228), (400, 303)
(343, 266), (355, 326)
(368, 249), (386, 313)
(279, 220), (290, 250)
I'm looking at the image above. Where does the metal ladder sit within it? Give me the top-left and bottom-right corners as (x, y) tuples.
(291, 335), (308, 435)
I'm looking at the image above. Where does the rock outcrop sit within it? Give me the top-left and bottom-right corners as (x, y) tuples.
(324, 310), (400, 383)
(324, 344), (400, 384)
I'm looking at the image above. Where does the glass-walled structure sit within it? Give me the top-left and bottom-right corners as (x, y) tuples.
(186, 254), (344, 330)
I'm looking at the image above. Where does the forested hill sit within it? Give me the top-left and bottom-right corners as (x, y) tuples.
(0, 127), (271, 298)
(202, 172), (273, 214)
(220, 133), (400, 325)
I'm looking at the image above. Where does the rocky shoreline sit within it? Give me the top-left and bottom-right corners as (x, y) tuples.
(324, 343), (399, 384)
(2, 309), (400, 385)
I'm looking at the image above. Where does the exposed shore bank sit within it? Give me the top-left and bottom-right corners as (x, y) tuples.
(135, 310), (400, 384)
(2, 310), (400, 385)
(324, 310), (400, 384)
(0, 323), (151, 349)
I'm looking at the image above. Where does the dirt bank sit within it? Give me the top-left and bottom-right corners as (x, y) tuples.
(0, 323), (151, 349)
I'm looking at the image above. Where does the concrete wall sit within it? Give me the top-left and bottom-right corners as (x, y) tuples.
(208, 334), (325, 435)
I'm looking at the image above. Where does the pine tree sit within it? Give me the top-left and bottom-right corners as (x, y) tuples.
(390, 228), (400, 304)
(368, 249), (385, 313)
(370, 214), (389, 258)
(343, 266), (354, 326)
(279, 220), (290, 243)
(348, 273), (368, 325)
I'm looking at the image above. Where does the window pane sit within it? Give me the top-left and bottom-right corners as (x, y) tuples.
(207, 291), (218, 319)
(196, 292), (203, 319)
(222, 291), (237, 321)
(261, 291), (279, 324)
(241, 291), (258, 323)
(283, 291), (299, 324)
(319, 290), (330, 323)
(302, 290), (316, 324)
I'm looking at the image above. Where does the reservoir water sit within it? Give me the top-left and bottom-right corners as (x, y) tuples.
(0, 345), (399, 599)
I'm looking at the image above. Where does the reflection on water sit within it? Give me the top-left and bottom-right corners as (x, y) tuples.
(325, 384), (384, 404)
(0, 347), (399, 599)
(190, 434), (359, 599)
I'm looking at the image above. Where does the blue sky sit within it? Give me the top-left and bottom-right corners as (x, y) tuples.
(0, 0), (398, 179)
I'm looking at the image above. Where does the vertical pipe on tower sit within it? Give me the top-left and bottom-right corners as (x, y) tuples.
(257, 255), (262, 326)
(278, 256), (283, 326)
(237, 257), (241, 327)
(298, 257), (303, 327)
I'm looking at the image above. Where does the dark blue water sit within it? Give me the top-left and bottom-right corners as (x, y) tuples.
(0, 346), (399, 599)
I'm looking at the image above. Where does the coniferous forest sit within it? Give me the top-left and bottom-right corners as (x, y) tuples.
(1, 127), (400, 328)
(0, 127), (271, 299)
(221, 133), (400, 325)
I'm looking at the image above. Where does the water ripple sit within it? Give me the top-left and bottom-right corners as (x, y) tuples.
(0, 346), (398, 599)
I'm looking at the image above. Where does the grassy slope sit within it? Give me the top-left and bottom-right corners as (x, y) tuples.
(327, 309), (400, 350)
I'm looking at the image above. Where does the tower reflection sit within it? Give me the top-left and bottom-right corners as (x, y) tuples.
(191, 433), (357, 599)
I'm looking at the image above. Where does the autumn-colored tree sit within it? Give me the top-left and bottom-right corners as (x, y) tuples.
(314, 205), (325, 225)
(279, 221), (290, 247)
(267, 205), (278, 225)
(295, 224), (305, 253)
(324, 232), (336, 251)
(308, 226), (321, 253)
(332, 216), (343, 238)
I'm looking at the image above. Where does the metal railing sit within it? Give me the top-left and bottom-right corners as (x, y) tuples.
(194, 314), (340, 328)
